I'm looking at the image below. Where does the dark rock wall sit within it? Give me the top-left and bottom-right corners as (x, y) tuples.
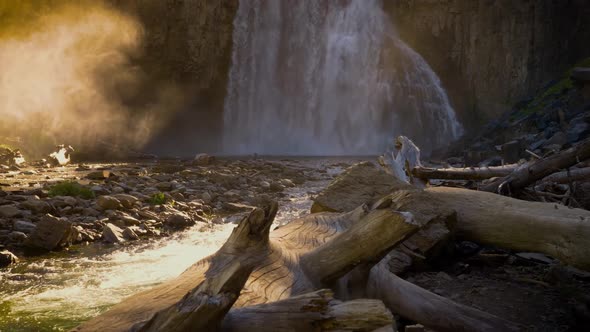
(110, 0), (239, 155)
(385, 0), (590, 133)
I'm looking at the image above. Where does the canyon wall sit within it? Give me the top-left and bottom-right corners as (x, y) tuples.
(109, 0), (590, 153)
(110, 0), (239, 155)
(385, 0), (590, 132)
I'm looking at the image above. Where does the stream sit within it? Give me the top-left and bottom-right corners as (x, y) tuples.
(0, 161), (340, 332)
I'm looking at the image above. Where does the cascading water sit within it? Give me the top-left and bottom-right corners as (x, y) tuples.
(223, 0), (463, 156)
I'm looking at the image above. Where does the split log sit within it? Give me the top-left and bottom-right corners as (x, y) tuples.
(481, 138), (590, 194)
(220, 289), (394, 332)
(412, 164), (518, 181)
(539, 167), (590, 184)
(367, 259), (520, 332)
(131, 202), (278, 332)
(301, 208), (420, 286)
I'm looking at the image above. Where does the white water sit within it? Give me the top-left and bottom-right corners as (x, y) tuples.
(223, 0), (462, 156)
(0, 224), (234, 331)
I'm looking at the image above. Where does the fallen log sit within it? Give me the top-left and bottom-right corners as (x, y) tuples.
(220, 289), (394, 332)
(131, 202), (278, 332)
(367, 259), (520, 332)
(539, 167), (590, 184)
(76, 201), (421, 331)
(412, 164), (518, 181)
(481, 138), (590, 194)
(382, 187), (590, 270)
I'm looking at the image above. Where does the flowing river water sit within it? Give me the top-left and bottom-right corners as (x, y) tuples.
(0, 160), (343, 332)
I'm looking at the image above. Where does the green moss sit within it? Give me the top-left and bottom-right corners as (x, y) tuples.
(48, 181), (95, 199)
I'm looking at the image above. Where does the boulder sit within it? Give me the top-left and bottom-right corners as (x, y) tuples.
(13, 220), (36, 233)
(122, 227), (140, 241)
(112, 194), (139, 209)
(311, 161), (412, 213)
(97, 195), (123, 210)
(164, 212), (195, 229)
(0, 250), (18, 268)
(0, 205), (22, 218)
(20, 199), (52, 214)
(102, 223), (126, 243)
(155, 182), (174, 192)
(25, 214), (75, 251)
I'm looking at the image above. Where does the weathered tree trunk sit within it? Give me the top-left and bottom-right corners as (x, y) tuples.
(481, 138), (590, 194)
(221, 289), (394, 332)
(539, 167), (590, 184)
(75, 202), (420, 332)
(412, 164), (518, 181)
(382, 187), (590, 270)
(367, 258), (520, 332)
(131, 202), (278, 332)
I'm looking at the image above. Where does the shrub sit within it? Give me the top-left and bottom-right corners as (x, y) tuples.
(148, 192), (168, 205)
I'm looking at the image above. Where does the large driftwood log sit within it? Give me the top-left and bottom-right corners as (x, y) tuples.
(367, 259), (519, 332)
(76, 202), (420, 332)
(540, 166), (590, 184)
(132, 202), (278, 332)
(481, 138), (590, 193)
(221, 289), (394, 332)
(412, 164), (518, 181)
(380, 187), (590, 270)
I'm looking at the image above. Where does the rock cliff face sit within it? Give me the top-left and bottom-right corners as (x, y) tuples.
(111, 0), (590, 152)
(111, 0), (238, 154)
(385, 0), (590, 131)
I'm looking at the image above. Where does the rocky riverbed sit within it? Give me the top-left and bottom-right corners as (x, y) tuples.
(0, 157), (361, 331)
(0, 157), (359, 264)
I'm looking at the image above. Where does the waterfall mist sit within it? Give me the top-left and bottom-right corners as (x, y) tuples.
(0, 2), (180, 157)
(223, 0), (463, 156)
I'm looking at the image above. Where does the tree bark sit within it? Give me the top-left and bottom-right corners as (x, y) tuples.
(539, 167), (590, 184)
(221, 289), (394, 332)
(131, 202), (278, 332)
(383, 187), (590, 270)
(412, 164), (518, 181)
(481, 138), (590, 193)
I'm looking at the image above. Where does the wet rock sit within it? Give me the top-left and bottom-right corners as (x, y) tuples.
(25, 214), (75, 251)
(0, 205), (22, 218)
(97, 195), (123, 210)
(0, 250), (18, 268)
(405, 324), (425, 332)
(102, 223), (125, 243)
(311, 161), (412, 213)
(259, 181), (271, 190)
(13, 220), (36, 233)
(164, 211), (195, 229)
(193, 153), (215, 166)
(567, 122), (590, 143)
(112, 194), (138, 209)
(122, 227), (140, 241)
(269, 181), (285, 192)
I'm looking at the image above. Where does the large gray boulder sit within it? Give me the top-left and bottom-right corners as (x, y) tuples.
(25, 214), (76, 251)
(102, 223), (126, 243)
(311, 161), (412, 213)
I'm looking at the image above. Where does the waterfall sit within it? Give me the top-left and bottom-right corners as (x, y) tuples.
(223, 0), (462, 156)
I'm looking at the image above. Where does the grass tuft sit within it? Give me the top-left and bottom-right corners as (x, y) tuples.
(48, 181), (95, 199)
(148, 192), (168, 205)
